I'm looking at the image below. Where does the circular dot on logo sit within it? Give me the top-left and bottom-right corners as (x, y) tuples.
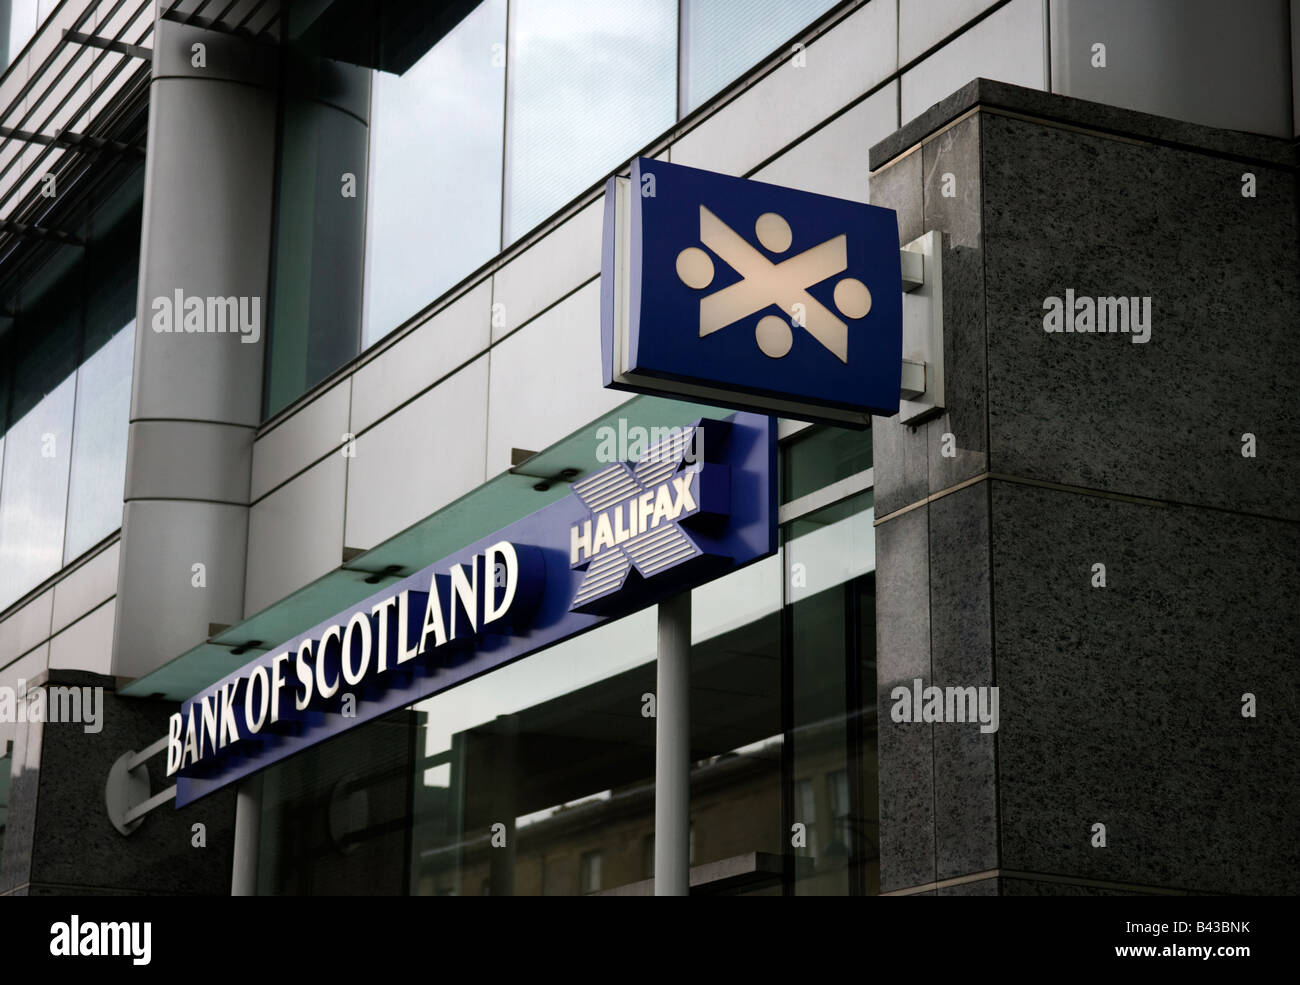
(833, 277), (871, 319)
(754, 212), (792, 253)
(755, 315), (793, 359)
(675, 247), (714, 289)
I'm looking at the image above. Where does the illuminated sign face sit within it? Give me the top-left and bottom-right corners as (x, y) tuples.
(166, 542), (533, 777)
(171, 413), (775, 807)
(568, 426), (729, 612)
(602, 157), (903, 427)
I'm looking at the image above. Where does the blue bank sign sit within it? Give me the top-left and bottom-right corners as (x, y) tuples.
(601, 158), (903, 428)
(169, 414), (775, 806)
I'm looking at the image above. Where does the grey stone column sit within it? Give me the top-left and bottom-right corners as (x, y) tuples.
(111, 19), (278, 680)
(869, 80), (1299, 896)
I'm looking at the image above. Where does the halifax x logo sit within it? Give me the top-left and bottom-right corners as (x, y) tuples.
(568, 427), (708, 612)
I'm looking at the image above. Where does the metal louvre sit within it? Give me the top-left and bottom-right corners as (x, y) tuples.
(0, 0), (282, 319)
(159, 0), (282, 40)
(0, 0), (155, 298)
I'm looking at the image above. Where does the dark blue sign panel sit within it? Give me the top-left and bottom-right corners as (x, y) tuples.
(601, 157), (902, 427)
(172, 413), (775, 806)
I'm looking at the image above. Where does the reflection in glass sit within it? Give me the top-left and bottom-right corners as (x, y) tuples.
(0, 162), (140, 609)
(579, 850), (602, 894)
(786, 491), (878, 895)
(794, 778), (816, 854)
(782, 424), (872, 503)
(362, 0), (506, 348)
(406, 561), (786, 895)
(63, 324), (133, 563)
(0, 378), (75, 611)
(410, 607), (659, 896)
(257, 711), (413, 895)
(686, 575), (782, 887)
(786, 491), (874, 601)
(504, 0), (676, 244)
(680, 0), (838, 114)
(266, 86), (368, 416)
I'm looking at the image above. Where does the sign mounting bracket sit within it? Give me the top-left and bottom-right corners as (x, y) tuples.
(898, 231), (945, 424)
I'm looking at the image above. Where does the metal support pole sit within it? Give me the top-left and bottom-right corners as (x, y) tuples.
(654, 592), (692, 896)
(230, 773), (263, 896)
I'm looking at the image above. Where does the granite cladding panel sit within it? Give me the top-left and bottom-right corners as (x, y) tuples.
(874, 505), (936, 892)
(999, 878), (1155, 896)
(873, 147), (925, 246)
(869, 79), (1296, 172)
(0, 717), (40, 892)
(938, 876), (999, 895)
(871, 411), (930, 519)
(990, 480), (1300, 894)
(28, 679), (235, 894)
(870, 147), (929, 516)
(980, 112), (1300, 519)
(922, 115), (988, 494)
(927, 482), (998, 880)
(26, 884), (155, 895)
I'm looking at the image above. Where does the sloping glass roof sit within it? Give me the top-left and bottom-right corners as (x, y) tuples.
(121, 394), (728, 701)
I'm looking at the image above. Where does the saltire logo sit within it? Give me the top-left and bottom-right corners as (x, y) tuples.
(674, 207), (873, 363)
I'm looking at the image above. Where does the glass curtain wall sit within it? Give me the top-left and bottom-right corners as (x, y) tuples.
(679, 0), (839, 113)
(263, 5), (374, 418)
(502, 0), (676, 244)
(0, 166), (142, 613)
(256, 423), (877, 895)
(266, 0), (847, 414)
(362, 0), (507, 350)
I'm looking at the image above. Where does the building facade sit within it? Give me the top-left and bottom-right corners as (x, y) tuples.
(0, 0), (1296, 896)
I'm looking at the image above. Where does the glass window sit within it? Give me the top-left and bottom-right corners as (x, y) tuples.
(855, 577), (879, 895)
(257, 710), (413, 895)
(63, 324), (133, 563)
(5, 247), (81, 425)
(410, 607), (660, 897)
(503, 0), (676, 244)
(361, 0), (507, 350)
(680, 0), (839, 114)
(579, 849), (602, 893)
(788, 575), (877, 895)
(257, 576), (789, 895)
(266, 87), (369, 416)
(0, 163), (141, 608)
(0, 378), (75, 611)
(782, 425), (872, 503)
(794, 778), (816, 855)
(785, 470), (876, 896)
(687, 570), (782, 881)
(828, 767), (851, 850)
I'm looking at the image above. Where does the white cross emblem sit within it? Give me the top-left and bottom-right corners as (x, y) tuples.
(675, 206), (872, 363)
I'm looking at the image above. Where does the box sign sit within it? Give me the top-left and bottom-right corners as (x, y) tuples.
(170, 414), (775, 806)
(602, 157), (903, 428)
